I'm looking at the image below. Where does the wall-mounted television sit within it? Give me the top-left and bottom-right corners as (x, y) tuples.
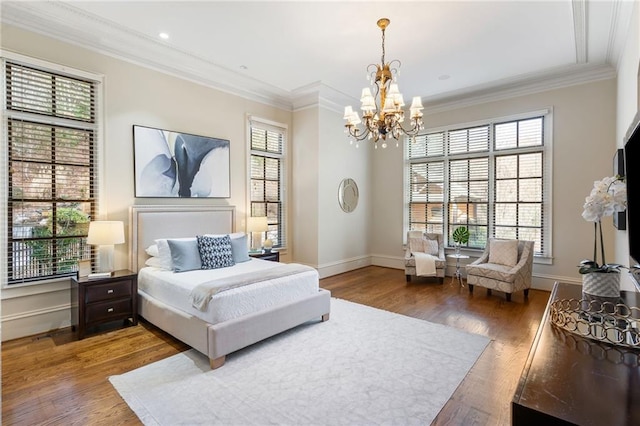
(624, 111), (640, 290)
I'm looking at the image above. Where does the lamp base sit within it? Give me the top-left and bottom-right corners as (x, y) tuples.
(97, 245), (115, 273)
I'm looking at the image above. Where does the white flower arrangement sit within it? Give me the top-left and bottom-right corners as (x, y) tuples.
(581, 175), (627, 222)
(579, 175), (627, 274)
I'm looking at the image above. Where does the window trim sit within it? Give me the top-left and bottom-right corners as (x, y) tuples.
(404, 108), (553, 261)
(1, 51), (105, 289)
(246, 115), (288, 251)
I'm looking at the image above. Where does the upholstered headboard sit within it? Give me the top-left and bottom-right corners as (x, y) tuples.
(129, 205), (235, 272)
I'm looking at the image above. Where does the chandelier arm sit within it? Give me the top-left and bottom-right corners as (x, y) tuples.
(346, 125), (372, 142)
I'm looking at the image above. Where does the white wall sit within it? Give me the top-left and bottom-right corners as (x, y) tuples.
(1, 24), (293, 340)
(615, 1), (640, 291)
(370, 78), (618, 291)
(291, 107), (320, 266)
(317, 107), (371, 276)
(291, 105), (372, 277)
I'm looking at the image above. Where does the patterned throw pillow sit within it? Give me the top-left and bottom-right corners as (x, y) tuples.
(424, 239), (439, 256)
(488, 239), (519, 267)
(197, 235), (235, 269)
(408, 237), (425, 253)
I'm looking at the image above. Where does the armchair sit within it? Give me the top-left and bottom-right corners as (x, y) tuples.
(404, 231), (446, 283)
(465, 238), (534, 302)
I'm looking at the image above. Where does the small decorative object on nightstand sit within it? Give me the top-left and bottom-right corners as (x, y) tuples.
(249, 251), (280, 262)
(71, 269), (138, 339)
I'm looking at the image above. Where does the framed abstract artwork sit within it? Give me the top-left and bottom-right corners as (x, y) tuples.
(133, 125), (230, 198)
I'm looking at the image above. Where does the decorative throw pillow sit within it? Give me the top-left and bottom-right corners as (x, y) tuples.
(424, 239), (439, 256)
(155, 237), (195, 270)
(167, 238), (202, 272)
(197, 235), (235, 269)
(489, 239), (519, 267)
(409, 237), (426, 253)
(229, 234), (251, 263)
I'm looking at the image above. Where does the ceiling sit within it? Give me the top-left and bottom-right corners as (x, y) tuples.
(1, 1), (635, 112)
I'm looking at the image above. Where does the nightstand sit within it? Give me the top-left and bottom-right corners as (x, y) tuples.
(71, 269), (138, 339)
(249, 251), (280, 262)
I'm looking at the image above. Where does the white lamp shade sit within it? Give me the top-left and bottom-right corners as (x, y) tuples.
(86, 221), (125, 245)
(246, 216), (268, 233)
(410, 96), (424, 110)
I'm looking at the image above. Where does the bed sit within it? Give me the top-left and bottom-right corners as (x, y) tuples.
(130, 205), (331, 369)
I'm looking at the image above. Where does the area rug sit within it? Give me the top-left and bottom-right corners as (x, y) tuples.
(109, 298), (490, 425)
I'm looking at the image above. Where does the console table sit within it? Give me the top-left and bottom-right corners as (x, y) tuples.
(512, 282), (640, 425)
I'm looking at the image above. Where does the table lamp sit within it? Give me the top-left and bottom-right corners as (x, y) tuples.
(87, 221), (125, 274)
(246, 216), (268, 252)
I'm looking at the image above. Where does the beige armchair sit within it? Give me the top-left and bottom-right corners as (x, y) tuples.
(465, 238), (534, 301)
(404, 231), (446, 283)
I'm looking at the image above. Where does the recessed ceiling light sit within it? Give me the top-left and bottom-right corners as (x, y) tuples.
(239, 65), (248, 70)
(438, 74), (450, 81)
(159, 32), (170, 40)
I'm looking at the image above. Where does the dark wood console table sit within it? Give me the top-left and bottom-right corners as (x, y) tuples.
(512, 282), (640, 425)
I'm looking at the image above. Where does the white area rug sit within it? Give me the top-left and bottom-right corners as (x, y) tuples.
(110, 298), (490, 425)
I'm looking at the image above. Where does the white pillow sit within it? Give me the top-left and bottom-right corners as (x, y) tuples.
(145, 257), (167, 269)
(424, 239), (439, 256)
(145, 244), (159, 257)
(409, 237), (425, 253)
(489, 239), (519, 267)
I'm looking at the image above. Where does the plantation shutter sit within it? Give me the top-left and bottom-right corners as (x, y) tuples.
(493, 117), (544, 254)
(448, 157), (489, 249)
(407, 132), (446, 233)
(406, 115), (546, 256)
(5, 60), (99, 284)
(249, 119), (286, 248)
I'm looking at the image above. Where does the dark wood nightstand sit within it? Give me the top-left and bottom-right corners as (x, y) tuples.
(71, 269), (138, 339)
(249, 251), (280, 262)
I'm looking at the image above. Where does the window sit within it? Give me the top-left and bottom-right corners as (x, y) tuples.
(407, 113), (549, 256)
(249, 117), (286, 248)
(3, 57), (101, 285)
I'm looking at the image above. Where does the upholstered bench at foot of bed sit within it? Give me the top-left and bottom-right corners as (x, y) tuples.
(207, 289), (331, 369)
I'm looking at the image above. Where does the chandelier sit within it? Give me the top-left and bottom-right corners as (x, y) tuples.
(343, 18), (424, 148)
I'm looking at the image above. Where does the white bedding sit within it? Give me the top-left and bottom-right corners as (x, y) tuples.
(138, 258), (319, 324)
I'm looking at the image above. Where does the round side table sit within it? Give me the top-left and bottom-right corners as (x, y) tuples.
(447, 253), (470, 287)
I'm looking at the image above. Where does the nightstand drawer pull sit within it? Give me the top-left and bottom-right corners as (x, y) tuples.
(107, 289), (114, 294)
(107, 307), (114, 313)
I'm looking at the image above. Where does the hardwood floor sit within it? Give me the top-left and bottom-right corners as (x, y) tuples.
(2, 266), (549, 425)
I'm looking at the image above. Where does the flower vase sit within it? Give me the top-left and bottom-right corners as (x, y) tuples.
(454, 243), (460, 256)
(582, 272), (621, 298)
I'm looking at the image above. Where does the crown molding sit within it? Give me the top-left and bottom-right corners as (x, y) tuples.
(422, 62), (616, 115)
(572, 0), (588, 63)
(0, 1), (625, 116)
(1, 1), (293, 111)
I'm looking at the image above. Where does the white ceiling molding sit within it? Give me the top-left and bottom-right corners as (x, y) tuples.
(1, 1), (631, 116)
(422, 62), (616, 115)
(572, 0), (588, 63)
(605, 0), (633, 68)
(1, 1), (293, 110)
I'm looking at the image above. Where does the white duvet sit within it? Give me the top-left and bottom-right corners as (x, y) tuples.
(138, 258), (319, 324)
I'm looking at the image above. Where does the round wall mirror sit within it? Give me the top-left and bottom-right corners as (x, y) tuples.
(338, 178), (359, 213)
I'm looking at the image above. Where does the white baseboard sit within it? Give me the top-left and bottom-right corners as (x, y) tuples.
(316, 255), (371, 279)
(1, 303), (71, 342)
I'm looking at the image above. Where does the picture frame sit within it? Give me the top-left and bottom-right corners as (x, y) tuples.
(133, 125), (230, 198)
(613, 148), (626, 230)
(78, 260), (92, 278)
